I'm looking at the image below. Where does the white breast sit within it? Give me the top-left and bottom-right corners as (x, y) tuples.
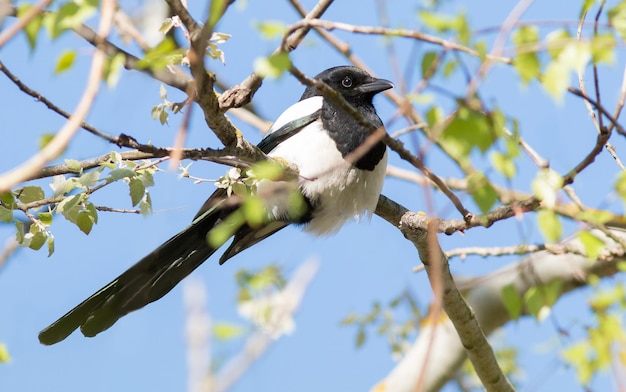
(267, 115), (387, 236)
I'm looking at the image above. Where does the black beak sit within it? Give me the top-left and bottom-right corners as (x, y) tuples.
(357, 78), (394, 95)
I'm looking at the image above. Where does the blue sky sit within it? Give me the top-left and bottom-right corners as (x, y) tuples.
(0, 1), (624, 391)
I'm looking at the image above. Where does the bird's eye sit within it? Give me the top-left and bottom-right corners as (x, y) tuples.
(341, 76), (353, 88)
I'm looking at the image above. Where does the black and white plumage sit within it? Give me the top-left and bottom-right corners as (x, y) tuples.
(38, 66), (393, 345)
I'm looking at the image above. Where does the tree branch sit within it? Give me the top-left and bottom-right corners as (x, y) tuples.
(374, 196), (515, 391)
(374, 228), (626, 391)
(0, 0), (116, 193)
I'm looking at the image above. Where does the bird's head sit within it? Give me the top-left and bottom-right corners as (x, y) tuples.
(300, 66), (394, 104)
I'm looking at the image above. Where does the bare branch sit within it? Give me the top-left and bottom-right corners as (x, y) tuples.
(0, 0), (52, 48)
(446, 242), (587, 259)
(377, 228), (626, 391)
(94, 206), (141, 214)
(218, 0), (335, 110)
(0, 0), (116, 193)
(0, 59), (118, 144)
(283, 19), (512, 66)
(0, 235), (19, 271)
(401, 207), (515, 391)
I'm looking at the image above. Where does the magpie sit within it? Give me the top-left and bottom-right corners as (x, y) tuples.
(39, 66), (393, 345)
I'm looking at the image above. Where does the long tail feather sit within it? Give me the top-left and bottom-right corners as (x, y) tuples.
(39, 204), (225, 345)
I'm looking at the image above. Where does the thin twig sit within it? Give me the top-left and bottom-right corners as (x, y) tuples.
(468, 0), (534, 95)
(0, 59), (118, 143)
(0, 0), (116, 193)
(446, 242), (586, 259)
(0, 0), (52, 48)
(218, 0), (335, 110)
(577, 9), (601, 132)
(94, 206), (141, 214)
(0, 236), (19, 271)
(283, 19), (512, 66)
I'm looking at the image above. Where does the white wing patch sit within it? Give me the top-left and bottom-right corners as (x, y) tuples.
(266, 96), (323, 135)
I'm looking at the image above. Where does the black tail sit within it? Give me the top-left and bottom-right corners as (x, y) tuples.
(38, 205), (223, 345)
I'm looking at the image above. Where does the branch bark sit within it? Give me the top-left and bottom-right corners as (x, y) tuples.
(372, 227), (625, 391)
(375, 196), (516, 391)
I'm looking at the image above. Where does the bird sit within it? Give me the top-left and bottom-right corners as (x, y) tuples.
(38, 65), (393, 345)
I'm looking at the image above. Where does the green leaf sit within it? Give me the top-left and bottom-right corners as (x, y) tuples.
(135, 38), (185, 70)
(340, 313), (357, 325)
(0, 206), (13, 223)
(474, 40), (488, 61)
(17, 186), (45, 204)
(425, 106), (443, 127)
(501, 284), (523, 320)
(138, 171), (155, 187)
(208, 210), (244, 248)
(523, 286), (545, 319)
(78, 170), (101, 188)
(255, 20), (286, 40)
(18, 4), (44, 50)
(76, 210), (94, 235)
(104, 53), (125, 88)
(139, 192), (153, 216)
(421, 51), (438, 80)
(589, 285), (625, 311)
(578, 231), (605, 260)
(543, 61), (570, 102)
(29, 230), (47, 251)
(531, 168), (563, 208)
(55, 50), (76, 74)
(419, 10), (466, 35)
(546, 30), (572, 59)
(440, 108), (499, 160)
(39, 133), (55, 150)
(609, 1), (626, 41)
(250, 161), (285, 181)
(108, 168), (136, 182)
(443, 59), (457, 77)
(15, 221), (25, 244)
(85, 202), (98, 224)
(355, 326), (366, 348)
(615, 171), (626, 202)
(129, 178), (145, 207)
(64, 159), (82, 173)
(38, 212), (53, 226)
(208, 0), (228, 28)
(56, 194), (82, 215)
(512, 26), (541, 83)
(590, 33), (616, 64)
(0, 343), (10, 363)
(466, 172), (497, 213)
(491, 151), (516, 178)
(253, 52), (291, 79)
(159, 17), (175, 34)
(537, 209), (562, 243)
(563, 342), (594, 384)
(242, 196), (267, 227)
(575, 209), (613, 225)
(213, 322), (246, 340)
(543, 280), (562, 307)
(50, 175), (80, 197)
(580, 0), (596, 18)
(0, 192), (15, 208)
(151, 104), (169, 125)
(43, 0), (98, 39)
(47, 235), (55, 257)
